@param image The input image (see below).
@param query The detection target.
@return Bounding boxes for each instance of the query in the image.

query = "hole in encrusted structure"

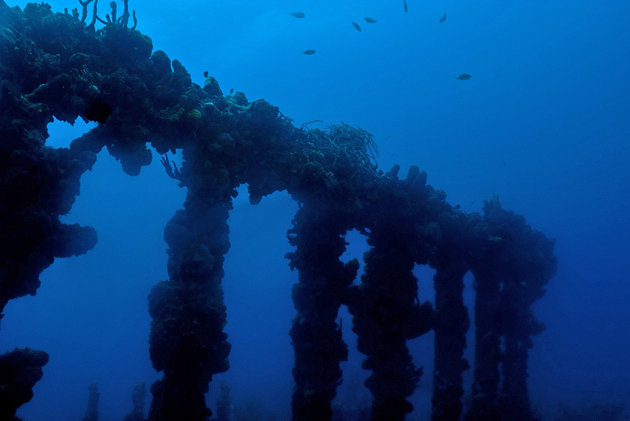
[45,117,97,149]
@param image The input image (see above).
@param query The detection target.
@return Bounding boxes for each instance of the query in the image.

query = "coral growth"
[0,349,48,421]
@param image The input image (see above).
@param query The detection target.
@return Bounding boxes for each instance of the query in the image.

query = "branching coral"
[73,0,137,30]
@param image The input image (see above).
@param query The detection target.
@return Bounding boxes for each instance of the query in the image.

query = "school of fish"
[292,3,468,80]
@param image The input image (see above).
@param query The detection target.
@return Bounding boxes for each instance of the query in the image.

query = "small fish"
[456,73,471,80]
[290,12,305,18]
[488,235,504,243]
[203,70,208,78]
[351,21,362,32]
[302,49,316,55]
[364,17,377,23]
[403,0,408,13]
[439,12,446,23]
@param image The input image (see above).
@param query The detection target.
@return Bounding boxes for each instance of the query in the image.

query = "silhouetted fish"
[303,49,316,55]
[456,73,471,80]
[364,17,377,23]
[290,12,305,18]
[439,12,447,23]
[351,21,362,32]
[403,0,408,13]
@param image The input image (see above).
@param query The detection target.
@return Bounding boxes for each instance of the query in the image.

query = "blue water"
[2,1,629,419]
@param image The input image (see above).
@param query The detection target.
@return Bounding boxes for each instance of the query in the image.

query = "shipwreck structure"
[0,2,556,421]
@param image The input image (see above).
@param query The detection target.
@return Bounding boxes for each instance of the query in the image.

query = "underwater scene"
[0,0,629,420]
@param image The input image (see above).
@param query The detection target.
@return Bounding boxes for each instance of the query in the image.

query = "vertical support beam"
[81,383,99,421]
[147,198,232,421]
[500,330,532,421]
[287,204,357,421]
[466,268,502,421]
[431,255,469,421]
[467,196,556,421]
[498,279,540,421]
[348,226,430,421]
[0,349,49,420]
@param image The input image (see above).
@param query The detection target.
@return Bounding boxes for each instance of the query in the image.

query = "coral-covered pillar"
[287,204,358,421]
[147,197,232,421]
[348,226,430,421]
[467,196,556,421]
[81,383,99,421]
[500,305,533,421]
[431,254,469,421]
[498,274,546,421]
[0,349,49,421]
[466,266,502,421]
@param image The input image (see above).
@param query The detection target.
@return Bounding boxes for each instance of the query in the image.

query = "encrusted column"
[431,254,469,421]
[148,144,234,421]
[467,196,556,421]
[347,225,432,421]
[0,8,99,417]
[0,349,49,420]
[466,266,502,421]
[344,168,434,421]
[81,383,99,421]
[499,291,534,421]
[287,203,358,421]
[498,263,552,421]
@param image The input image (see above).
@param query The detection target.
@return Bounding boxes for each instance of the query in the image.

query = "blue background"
[1,0,629,419]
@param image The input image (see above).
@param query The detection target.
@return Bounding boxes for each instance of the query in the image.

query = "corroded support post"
[287,204,358,421]
[147,196,232,420]
[431,254,469,421]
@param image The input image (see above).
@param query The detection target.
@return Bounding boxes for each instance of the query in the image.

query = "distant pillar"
[123,383,146,421]
[147,195,232,421]
[431,254,469,421]
[81,383,100,421]
[287,204,357,421]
